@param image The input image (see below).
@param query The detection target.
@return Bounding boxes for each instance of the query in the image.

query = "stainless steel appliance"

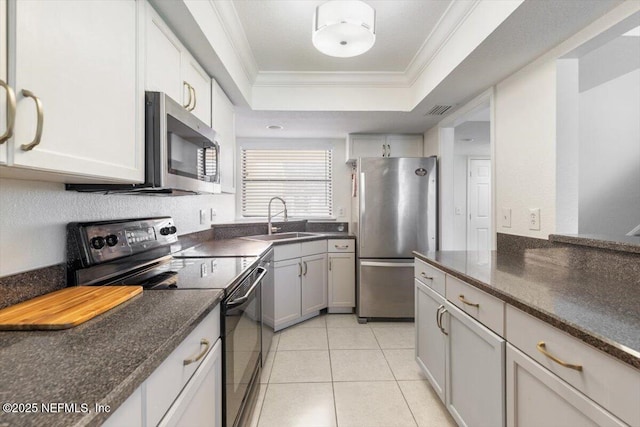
[176,243,275,365]
[355,157,437,320]
[66,217,265,427]
[66,92,220,195]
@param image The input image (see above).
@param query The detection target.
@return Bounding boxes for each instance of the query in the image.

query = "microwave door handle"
[226,267,267,308]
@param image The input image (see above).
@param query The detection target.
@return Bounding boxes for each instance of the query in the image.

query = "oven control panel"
[70,217,178,265]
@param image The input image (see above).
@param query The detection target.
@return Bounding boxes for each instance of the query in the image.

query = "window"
[241,148,333,218]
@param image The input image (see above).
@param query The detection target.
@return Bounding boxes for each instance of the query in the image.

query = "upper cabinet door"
[386,135,423,157]
[212,80,235,193]
[182,53,211,126]
[10,0,143,182]
[145,4,182,103]
[0,0,8,165]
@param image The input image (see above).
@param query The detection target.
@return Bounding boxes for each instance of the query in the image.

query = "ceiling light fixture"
[266,125,284,130]
[312,0,376,58]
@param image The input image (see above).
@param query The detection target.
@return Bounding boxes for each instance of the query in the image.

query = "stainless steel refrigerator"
[355,157,437,320]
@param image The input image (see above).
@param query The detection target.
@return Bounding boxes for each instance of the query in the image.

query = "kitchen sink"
[243,232,317,241]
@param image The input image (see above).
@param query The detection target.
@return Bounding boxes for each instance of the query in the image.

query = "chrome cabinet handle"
[536,341,583,371]
[189,85,197,111]
[183,338,211,366]
[435,305,443,329]
[387,144,391,157]
[334,244,349,249]
[303,261,308,276]
[0,80,16,144]
[458,294,479,308]
[298,262,302,277]
[420,272,433,280]
[183,81,193,109]
[382,143,387,157]
[437,307,448,336]
[20,90,44,151]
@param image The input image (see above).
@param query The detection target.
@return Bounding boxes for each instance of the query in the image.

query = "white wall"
[235,138,353,225]
[423,126,439,157]
[0,178,236,276]
[579,68,640,234]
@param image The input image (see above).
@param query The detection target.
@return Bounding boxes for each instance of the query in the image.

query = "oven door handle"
[226,267,267,308]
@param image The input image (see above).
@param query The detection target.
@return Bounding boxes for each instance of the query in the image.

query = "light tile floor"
[249,313,456,427]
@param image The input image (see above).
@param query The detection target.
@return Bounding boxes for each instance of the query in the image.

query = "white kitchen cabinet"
[3,0,144,182]
[327,239,355,313]
[145,3,211,126]
[0,0,8,165]
[212,79,236,193]
[159,338,223,427]
[102,386,143,427]
[444,300,505,427]
[506,343,626,427]
[346,134,423,162]
[274,257,303,326]
[272,241,328,330]
[415,279,446,401]
[301,253,327,315]
[145,305,220,427]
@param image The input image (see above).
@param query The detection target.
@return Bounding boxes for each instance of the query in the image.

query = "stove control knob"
[160,227,170,236]
[91,236,106,250]
[169,226,177,234]
[105,234,119,247]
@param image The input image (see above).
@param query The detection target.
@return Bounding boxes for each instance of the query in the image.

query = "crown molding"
[404,0,481,85]
[209,0,259,83]
[253,71,409,87]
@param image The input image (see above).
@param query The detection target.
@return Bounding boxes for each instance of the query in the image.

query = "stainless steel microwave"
[66,92,220,195]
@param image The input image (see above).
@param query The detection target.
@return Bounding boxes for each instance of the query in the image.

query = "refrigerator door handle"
[360,172,365,250]
[360,261,415,268]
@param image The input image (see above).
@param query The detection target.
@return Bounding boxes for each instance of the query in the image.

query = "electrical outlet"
[455,207,462,215]
[529,208,540,230]
[501,208,512,228]
[199,209,207,225]
[210,208,217,220]
[338,207,345,217]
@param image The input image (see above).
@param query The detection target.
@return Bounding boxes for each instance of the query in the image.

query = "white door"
[328,253,355,309]
[11,1,143,182]
[0,0,8,165]
[506,344,626,427]
[102,386,143,427]
[415,279,447,401]
[467,158,492,251]
[301,253,327,315]
[444,301,505,427]
[273,258,302,330]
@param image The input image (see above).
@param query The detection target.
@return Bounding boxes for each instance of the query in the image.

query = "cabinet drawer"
[506,305,640,426]
[301,240,326,257]
[273,243,301,261]
[446,275,504,336]
[414,259,445,296]
[146,305,221,427]
[327,239,355,253]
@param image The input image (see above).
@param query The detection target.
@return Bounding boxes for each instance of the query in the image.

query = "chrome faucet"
[268,197,288,235]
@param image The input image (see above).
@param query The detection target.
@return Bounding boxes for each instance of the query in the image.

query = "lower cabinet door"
[102,386,142,427]
[415,279,447,401]
[328,253,355,309]
[506,344,627,427]
[444,301,505,427]
[301,253,327,315]
[273,258,302,329]
[158,338,222,427]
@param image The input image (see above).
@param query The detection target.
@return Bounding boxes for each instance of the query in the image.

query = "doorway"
[437,92,494,251]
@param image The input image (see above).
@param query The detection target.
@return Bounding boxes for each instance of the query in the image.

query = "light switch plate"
[200,209,207,225]
[529,208,540,230]
[501,208,512,228]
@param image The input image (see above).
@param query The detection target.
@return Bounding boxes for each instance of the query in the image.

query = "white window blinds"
[241,148,333,218]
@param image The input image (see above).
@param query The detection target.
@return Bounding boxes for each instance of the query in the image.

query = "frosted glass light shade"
[313,0,376,58]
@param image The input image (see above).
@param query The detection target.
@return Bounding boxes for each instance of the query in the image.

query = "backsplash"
[0,264,66,310]
[497,233,640,285]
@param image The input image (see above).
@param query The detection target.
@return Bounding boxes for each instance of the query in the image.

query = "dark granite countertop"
[414,250,640,369]
[549,233,640,254]
[0,289,224,427]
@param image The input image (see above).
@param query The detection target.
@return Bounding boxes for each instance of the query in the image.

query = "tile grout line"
[325,322,340,427]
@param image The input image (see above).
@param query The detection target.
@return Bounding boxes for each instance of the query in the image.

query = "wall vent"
[425,105,453,116]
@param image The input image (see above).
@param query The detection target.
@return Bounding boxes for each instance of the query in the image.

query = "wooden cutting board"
[0,286,142,330]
